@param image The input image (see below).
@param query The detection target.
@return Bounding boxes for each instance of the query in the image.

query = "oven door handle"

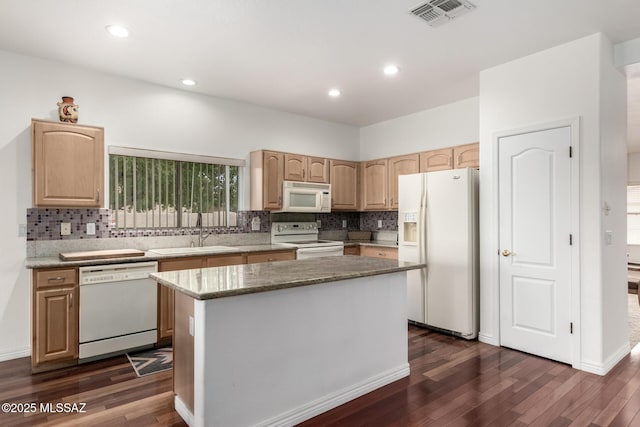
[297,246,344,254]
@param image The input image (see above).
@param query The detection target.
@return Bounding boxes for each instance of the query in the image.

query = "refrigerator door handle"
[419,174,428,265]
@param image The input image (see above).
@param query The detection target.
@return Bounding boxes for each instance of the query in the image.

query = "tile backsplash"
[27,208,398,241]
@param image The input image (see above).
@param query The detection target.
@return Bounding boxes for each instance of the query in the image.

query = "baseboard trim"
[174,395,194,427]
[581,342,630,376]
[0,347,30,362]
[478,333,499,346]
[256,363,410,427]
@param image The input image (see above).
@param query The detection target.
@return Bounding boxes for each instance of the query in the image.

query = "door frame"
[490,116,581,369]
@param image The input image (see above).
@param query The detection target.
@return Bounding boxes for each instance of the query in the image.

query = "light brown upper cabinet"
[283,153,306,181]
[330,160,359,210]
[388,154,419,209]
[362,159,388,210]
[284,153,329,183]
[306,156,330,183]
[420,148,453,172]
[32,119,104,207]
[250,150,284,210]
[453,142,479,169]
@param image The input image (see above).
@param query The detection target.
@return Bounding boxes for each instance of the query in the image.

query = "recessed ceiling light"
[181,79,197,86]
[383,64,400,76]
[328,88,341,98]
[105,25,129,38]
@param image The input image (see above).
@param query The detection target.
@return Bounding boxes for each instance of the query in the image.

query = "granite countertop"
[25,244,293,269]
[150,255,424,300]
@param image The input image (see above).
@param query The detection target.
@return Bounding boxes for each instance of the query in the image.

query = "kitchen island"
[151,255,424,427]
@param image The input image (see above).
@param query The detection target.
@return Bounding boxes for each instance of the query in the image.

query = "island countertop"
[150,255,424,300]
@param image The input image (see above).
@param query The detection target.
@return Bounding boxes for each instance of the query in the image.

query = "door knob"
[501,249,512,257]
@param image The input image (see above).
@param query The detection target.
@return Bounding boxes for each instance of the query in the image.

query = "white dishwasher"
[79,261,158,360]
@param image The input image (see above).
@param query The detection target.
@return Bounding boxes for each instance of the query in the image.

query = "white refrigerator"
[398,168,479,339]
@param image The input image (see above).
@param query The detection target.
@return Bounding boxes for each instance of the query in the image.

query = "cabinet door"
[246,250,296,264]
[420,148,453,172]
[158,285,174,343]
[307,157,329,183]
[362,160,388,210]
[284,153,306,181]
[32,120,104,207]
[360,246,398,260]
[157,257,203,344]
[388,154,419,209]
[205,254,244,267]
[330,160,358,210]
[34,287,78,365]
[453,142,479,169]
[263,151,284,209]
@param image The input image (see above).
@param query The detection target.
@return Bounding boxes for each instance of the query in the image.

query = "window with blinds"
[108,147,243,229]
[628,186,640,244]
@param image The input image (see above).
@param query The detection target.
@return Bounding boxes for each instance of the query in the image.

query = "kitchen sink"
[148,246,240,255]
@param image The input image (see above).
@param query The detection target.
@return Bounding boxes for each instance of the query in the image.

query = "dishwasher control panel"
[79,261,158,285]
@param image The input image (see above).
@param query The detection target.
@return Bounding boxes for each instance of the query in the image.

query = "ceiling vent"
[410,0,476,27]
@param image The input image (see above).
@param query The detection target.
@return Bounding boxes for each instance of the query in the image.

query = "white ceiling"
[1,0,640,130]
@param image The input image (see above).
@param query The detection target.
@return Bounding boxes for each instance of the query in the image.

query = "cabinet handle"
[378,252,385,257]
[48,276,65,282]
[384,198,386,205]
[457,154,462,165]
[390,197,393,205]
[97,189,100,203]
[69,293,73,308]
[303,169,306,179]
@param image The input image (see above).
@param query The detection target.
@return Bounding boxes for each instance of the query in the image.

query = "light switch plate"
[316,220,322,228]
[60,222,71,236]
[377,220,383,229]
[342,219,347,228]
[86,223,96,235]
[605,230,613,245]
[251,217,261,231]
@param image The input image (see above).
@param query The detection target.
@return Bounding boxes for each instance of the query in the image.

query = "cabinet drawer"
[247,250,295,264]
[158,257,203,272]
[360,246,398,260]
[344,246,361,256]
[35,268,77,288]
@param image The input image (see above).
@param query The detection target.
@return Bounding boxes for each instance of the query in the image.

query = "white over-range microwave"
[280,181,331,213]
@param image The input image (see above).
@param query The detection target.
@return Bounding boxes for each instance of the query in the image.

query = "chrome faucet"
[196,212,214,247]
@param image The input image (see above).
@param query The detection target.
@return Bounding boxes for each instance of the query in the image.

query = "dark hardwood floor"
[0,353,184,426]
[2,326,640,426]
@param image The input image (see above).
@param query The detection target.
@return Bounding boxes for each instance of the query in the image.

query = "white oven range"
[271,222,344,259]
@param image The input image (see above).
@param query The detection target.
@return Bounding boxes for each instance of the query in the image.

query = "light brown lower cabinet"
[344,246,361,256]
[32,268,79,372]
[157,250,295,344]
[359,245,398,260]
[157,257,203,346]
[246,250,296,264]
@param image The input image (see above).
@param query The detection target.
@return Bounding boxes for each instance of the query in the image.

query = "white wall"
[479,33,628,374]
[359,97,479,160]
[0,49,359,360]
[599,36,629,363]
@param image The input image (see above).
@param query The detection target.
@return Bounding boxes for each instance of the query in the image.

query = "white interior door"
[498,126,573,364]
